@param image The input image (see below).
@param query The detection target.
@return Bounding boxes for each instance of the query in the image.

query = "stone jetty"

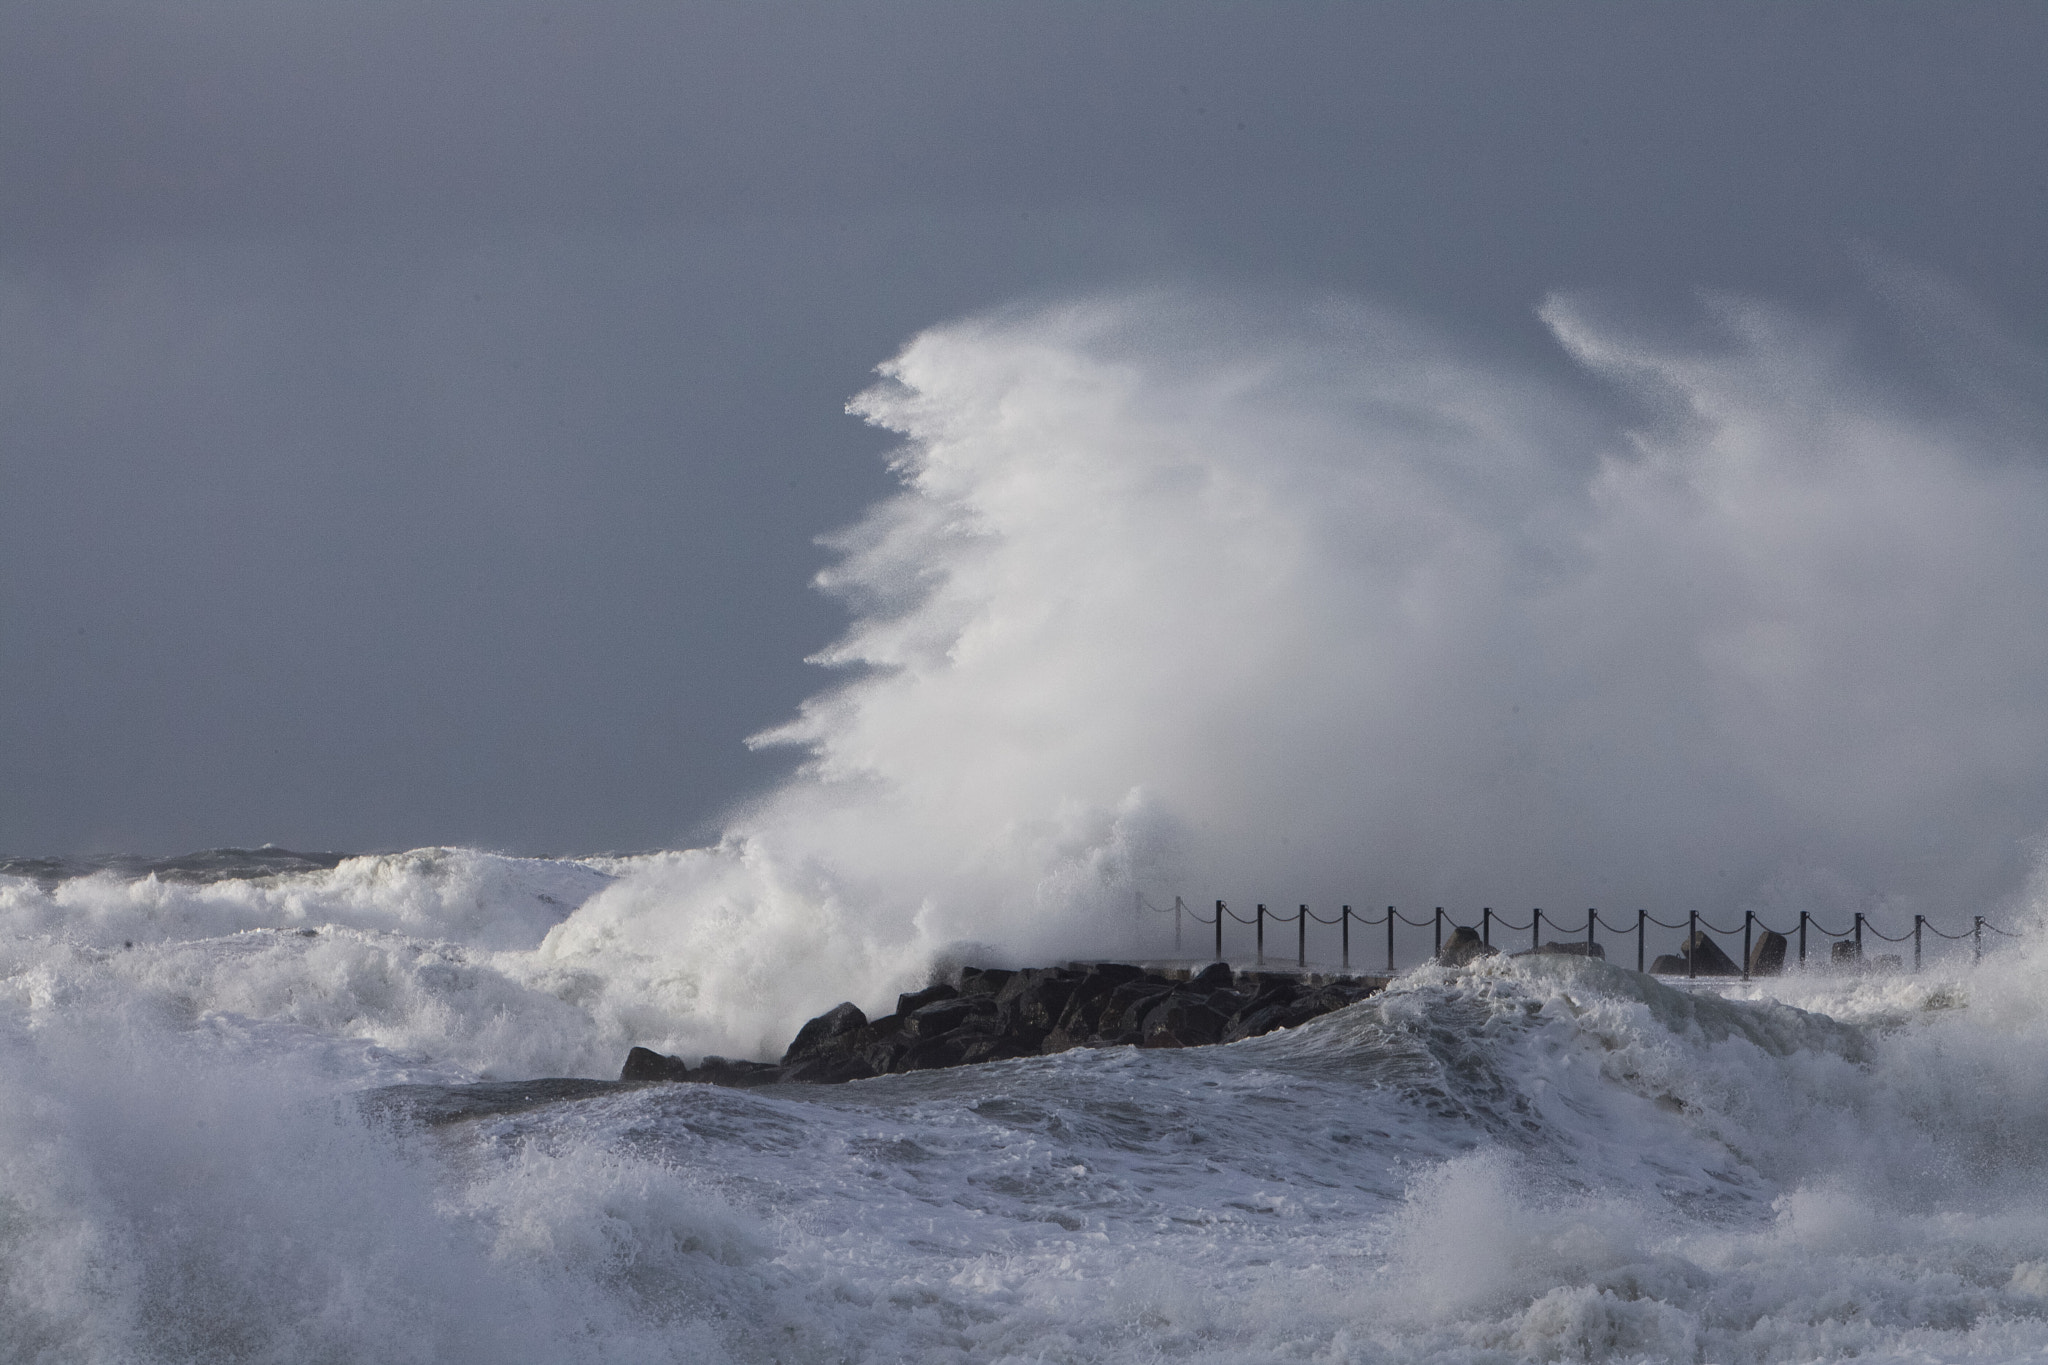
[619,961,1390,1087]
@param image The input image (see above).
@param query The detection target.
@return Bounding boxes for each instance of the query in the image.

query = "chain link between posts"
[1133,893,2019,976]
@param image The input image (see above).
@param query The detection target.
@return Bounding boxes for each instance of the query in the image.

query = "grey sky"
[3,2,2044,857]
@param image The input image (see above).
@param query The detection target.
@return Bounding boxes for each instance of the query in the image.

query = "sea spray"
[531,287,2048,1058]
[10,289,2047,1063]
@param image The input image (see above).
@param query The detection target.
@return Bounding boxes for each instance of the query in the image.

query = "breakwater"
[620,960,1388,1087]
[621,905,2025,1087]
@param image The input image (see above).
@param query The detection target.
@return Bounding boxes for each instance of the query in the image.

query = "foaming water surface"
[10,287,2048,1360]
[11,850,2048,1363]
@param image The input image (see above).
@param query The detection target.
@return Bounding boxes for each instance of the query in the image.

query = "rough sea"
[10,287,2048,1361]
[2,847,2046,1363]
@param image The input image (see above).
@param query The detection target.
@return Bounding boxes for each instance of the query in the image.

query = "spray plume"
[536,288,2048,1057]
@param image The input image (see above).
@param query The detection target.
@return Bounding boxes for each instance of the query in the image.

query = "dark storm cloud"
[9,3,2044,304]
[1,2,2044,856]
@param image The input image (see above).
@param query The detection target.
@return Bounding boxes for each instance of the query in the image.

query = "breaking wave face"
[536,282,2048,1056]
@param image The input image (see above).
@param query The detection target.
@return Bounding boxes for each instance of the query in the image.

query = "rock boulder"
[1437,926,1496,967]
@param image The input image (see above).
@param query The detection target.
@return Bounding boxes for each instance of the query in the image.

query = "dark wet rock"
[1234,970,1310,994]
[860,1014,910,1073]
[1748,929,1788,977]
[1036,1024,1089,1054]
[895,983,959,1016]
[902,997,990,1039]
[900,1032,971,1071]
[1047,974,1132,1038]
[957,1031,1039,1066]
[1513,940,1606,960]
[1832,939,1862,968]
[622,960,1388,1089]
[1680,931,1741,976]
[692,1056,784,1086]
[995,968,1081,1033]
[1222,998,1324,1043]
[1217,974,1372,1042]
[780,1051,879,1085]
[1101,981,1174,1033]
[1210,974,1329,1042]
[777,1000,878,1081]
[617,1048,783,1086]
[1437,926,1496,967]
[1305,981,1375,1012]
[620,1045,692,1082]
[1649,932,1743,977]
[1140,992,1231,1048]
[957,966,1015,996]
[1070,962,1149,987]
[782,1002,868,1063]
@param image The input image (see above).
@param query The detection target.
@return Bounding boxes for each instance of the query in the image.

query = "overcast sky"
[4,2,2044,858]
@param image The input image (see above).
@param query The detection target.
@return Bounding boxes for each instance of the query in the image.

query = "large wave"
[6,282,2044,1068]
[531,283,2048,1058]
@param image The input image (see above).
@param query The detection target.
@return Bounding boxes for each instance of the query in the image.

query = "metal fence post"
[1482,907,1492,949]
[1215,901,1224,962]
[1386,908,1395,973]
[1297,905,1307,968]
[1256,904,1266,965]
[1975,915,1983,964]
[1914,914,1923,972]
[1341,905,1351,971]
[1174,896,1183,953]
[1742,910,1752,982]
[1587,909,1596,958]
[1434,908,1443,958]
[1799,911,1808,967]
[1688,910,1697,979]
[1532,908,1541,954]
[1854,912,1863,961]
[1637,909,1645,972]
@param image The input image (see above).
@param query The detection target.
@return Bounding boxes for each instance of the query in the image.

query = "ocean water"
[10,284,2048,1361]
[2,848,2048,1364]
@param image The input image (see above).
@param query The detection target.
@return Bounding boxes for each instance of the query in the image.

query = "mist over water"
[538,285,2048,1053]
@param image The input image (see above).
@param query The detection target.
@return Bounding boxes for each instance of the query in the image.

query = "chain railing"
[1133,893,2020,979]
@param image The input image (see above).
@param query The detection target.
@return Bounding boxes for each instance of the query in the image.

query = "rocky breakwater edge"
[620,962,1390,1088]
